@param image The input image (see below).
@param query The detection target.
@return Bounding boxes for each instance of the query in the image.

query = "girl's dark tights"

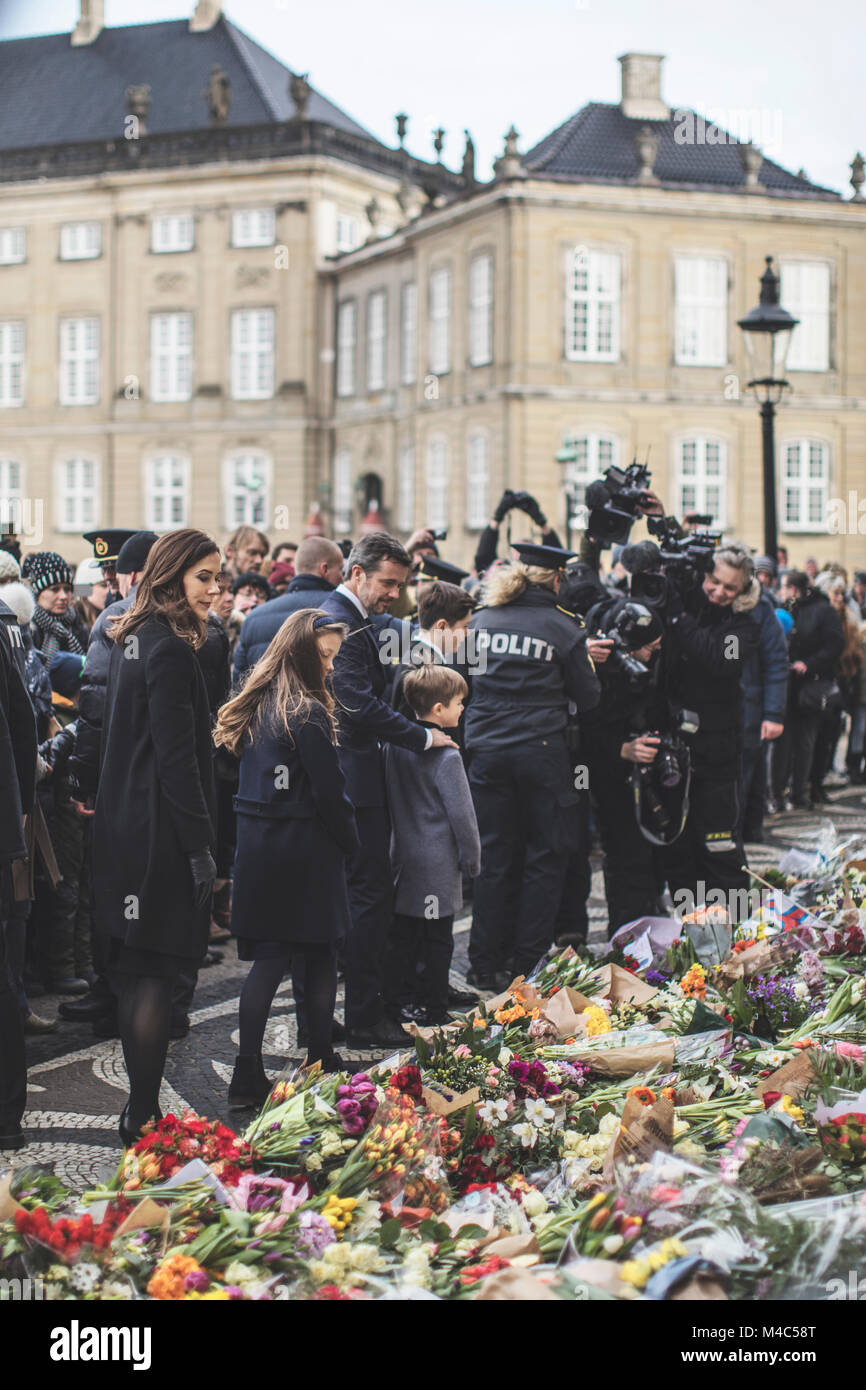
[117,974,174,1132]
[238,944,336,1067]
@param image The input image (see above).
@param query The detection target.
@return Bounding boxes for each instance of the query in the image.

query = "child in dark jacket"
[383,665,481,1025]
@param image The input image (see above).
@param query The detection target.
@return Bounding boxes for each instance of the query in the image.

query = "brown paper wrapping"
[604,1095,674,1180]
[573,1040,676,1078]
[563,1256,630,1297]
[755,1051,816,1101]
[717,938,787,984]
[420,1083,481,1117]
[0,1173,25,1221]
[479,1232,542,1262]
[115,1197,171,1249]
[475,1266,561,1301]
[670,1274,729,1301]
[602,963,659,1006]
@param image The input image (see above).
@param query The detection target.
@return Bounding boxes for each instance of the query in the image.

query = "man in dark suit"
[232,537,345,687]
[321,533,456,1048]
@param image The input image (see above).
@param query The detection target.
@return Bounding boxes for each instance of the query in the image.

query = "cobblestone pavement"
[3,782,864,1187]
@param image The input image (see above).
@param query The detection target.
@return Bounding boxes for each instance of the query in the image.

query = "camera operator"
[578,596,667,934]
[473,491,565,578]
[656,539,760,905]
[464,543,600,988]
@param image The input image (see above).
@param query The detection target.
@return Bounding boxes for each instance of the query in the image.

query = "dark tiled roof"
[524,102,840,199]
[0,16,378,150]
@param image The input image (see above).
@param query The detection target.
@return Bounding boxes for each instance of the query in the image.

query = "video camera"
[627,516,722,609]
[584,461,653,547]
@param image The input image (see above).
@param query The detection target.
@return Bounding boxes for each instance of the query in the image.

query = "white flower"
[522,1188,548,1218]
[478,1099,509,1127]
[793,981,810,1001]
[224,1261,258,1286]
[303,1152,323,1173]
[101,1279,134,1301]
[598,1112,620,1138]
[511,1122,538,1149]
[672,1118,690,1139]
[602,1234,624,1255]
[68,1262,102,1293]
[852,982,864,1005]
[497,1047,512,1066]
[524,1098,554,1127]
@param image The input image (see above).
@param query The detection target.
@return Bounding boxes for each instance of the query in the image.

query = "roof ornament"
[432,128,446,161]
[71,0,104,46]
[850,152,865,202]
[290,72,311,121]
[462,130,476,189]
[739,140,764,190]
[204,63,231,126]
[126,85,151,139]
[634,125,660,184]
[493,125,526,181]
[365,196,382,240]
[395,113,408,148]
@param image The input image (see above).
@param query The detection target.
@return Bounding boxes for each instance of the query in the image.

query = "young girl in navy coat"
[214,608,358,1104]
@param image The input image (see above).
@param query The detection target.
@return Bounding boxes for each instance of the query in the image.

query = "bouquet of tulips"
[332,1087,449,1211]
[243,1071,381,1182]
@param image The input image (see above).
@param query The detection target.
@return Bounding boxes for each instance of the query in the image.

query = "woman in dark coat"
[214,608,358,1103]
[95,530,220,1143]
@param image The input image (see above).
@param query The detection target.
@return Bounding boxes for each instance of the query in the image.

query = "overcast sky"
[2,0,863,194]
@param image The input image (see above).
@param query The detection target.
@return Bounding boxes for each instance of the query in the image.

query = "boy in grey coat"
[383,665,481,1025]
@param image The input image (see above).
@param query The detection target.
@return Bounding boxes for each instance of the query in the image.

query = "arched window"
[781,439,829,532]
[57,457,99,531]
[561,433,619,518]
[465,431,490,529]
[676,436,727,527]
[426,436,449,530]
[145,452,190,531]
[333,448,353,533]
[224,450,271,530]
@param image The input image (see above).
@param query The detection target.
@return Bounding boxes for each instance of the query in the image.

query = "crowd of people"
[1,495,865,1151]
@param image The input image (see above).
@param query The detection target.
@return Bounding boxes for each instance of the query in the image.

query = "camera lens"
[659,750,681,788]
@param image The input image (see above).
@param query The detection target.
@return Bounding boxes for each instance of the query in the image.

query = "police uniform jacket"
[464,586,600,754]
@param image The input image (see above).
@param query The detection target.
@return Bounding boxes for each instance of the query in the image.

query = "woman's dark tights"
[238,945,336,1066]
[118,974,174,1132]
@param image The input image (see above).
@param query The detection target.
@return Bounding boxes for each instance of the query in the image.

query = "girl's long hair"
[482,562,558,608]
[110,529,219,650]
[213,608,347,755]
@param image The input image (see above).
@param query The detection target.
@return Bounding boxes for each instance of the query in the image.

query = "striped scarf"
[30,601,86,664]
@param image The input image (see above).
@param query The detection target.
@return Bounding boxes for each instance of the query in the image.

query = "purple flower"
[351,1072,371,1085]
[184,1270,210,1292]
[337,1098,361,1118]
[341,1116,365,1137]
[296,1211,336,1256]
[225,1286,245,1300]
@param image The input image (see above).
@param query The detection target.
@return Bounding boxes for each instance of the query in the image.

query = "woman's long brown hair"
[213,608,347,755]
[110,529,219,650]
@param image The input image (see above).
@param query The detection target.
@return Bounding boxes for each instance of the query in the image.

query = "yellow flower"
[582,1005,612,1037]
[620,1258,651,1288]
[778,1094,805,1125]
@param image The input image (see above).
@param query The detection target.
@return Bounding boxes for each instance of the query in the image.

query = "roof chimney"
[190,1,222,31]
[71,0,104,46]
[618,53,669,121]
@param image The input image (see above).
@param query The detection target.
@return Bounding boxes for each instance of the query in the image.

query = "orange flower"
[627,1086,657,1107]
[793,1039,814,1050]
[679,964,707,999]
[494,1001,528,1024]
[660,1086,677,1102]
[147,1253,205,1301]
[733,938,757,954]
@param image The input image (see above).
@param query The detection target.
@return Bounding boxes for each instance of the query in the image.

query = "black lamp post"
[737,257,799,561]
[554,441,581,548]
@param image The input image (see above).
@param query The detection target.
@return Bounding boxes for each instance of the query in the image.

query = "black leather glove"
[493,489,517,524]
[188,848,217,911]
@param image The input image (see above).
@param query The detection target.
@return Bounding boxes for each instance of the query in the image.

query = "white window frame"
[780,259,831,372]
[396,444,415,532]
[145,452,191,532]
[561,433,620,519]
[151,214,195,254]
[465,430,490,529]
[400,282,417,385]
[429,267,451,375]
[426,436,449,530]
[674,255,727,366]
[780,438,830,533]
[468,252,493,367]
[336,213,361,253]
[59,221,102,261]
[0,460,24,518]
[230,308,275,401]
[0,228,26,265]
[0,320,25,408]
[336,300,357,398]
[565,248,621,362]
[675,435,728,528]
[59,317,100,406]
[231,208,276,249]
[56,456,100,532]
[223,450,272,531]
[366,289,387,393]
[333,448,353,533]
[150,312,193,403]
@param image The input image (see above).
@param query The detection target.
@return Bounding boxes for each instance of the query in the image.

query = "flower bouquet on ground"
[808,1044,866,1166]
[243,1071,380,1184]
[105,1111,257,1193]
[331,1086,449,1213]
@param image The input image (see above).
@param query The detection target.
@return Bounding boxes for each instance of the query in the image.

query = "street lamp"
[737,256,799,560]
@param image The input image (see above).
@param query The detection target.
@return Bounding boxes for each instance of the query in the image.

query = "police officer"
[579,595,667,934]
[82,530,137,609]
[464,543,600,987]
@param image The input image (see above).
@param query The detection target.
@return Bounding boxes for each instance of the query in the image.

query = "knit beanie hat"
[21,551,74,596]
[0,549,21,583]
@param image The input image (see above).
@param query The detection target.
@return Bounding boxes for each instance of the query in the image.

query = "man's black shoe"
[0,1129,26,1150]
[58,995,114,1022]
[447,986,479,1008]
[297,1017,346,1048]
[92,1014,120,1039]
[466,968,510,992]
[345,1019,413,1049]
[169,1017,190,1040]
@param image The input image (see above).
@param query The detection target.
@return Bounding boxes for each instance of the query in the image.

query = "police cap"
[511,541,578,572]
[82,529,138,564]
[415,555,470,584]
